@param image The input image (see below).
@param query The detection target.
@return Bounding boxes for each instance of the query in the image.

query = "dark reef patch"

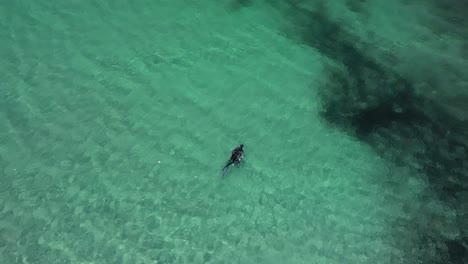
[269,2,468,263]
[431,0,468,30]
[227,0,254,11]
[344,0,367,14]
[447,239,468,264]
[303,9,468,204]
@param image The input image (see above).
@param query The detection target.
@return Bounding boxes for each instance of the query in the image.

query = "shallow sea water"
[0,1,457,263]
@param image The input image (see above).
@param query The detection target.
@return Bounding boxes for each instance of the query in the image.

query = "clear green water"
[0,1,462,264]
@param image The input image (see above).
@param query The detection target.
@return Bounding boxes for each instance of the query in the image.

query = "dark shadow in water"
[273,2,468,263]
[227,0,254,11]
[344,0,367,14]
[430,0,468,29]
[447,239,468,264]
[294,3,468,205]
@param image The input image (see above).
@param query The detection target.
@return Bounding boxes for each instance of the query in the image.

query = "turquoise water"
[1,1,466,264]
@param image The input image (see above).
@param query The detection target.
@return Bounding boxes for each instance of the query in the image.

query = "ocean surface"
[1,1,467,264]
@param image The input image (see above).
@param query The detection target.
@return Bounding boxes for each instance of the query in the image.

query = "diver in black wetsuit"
[222,144,244,177]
